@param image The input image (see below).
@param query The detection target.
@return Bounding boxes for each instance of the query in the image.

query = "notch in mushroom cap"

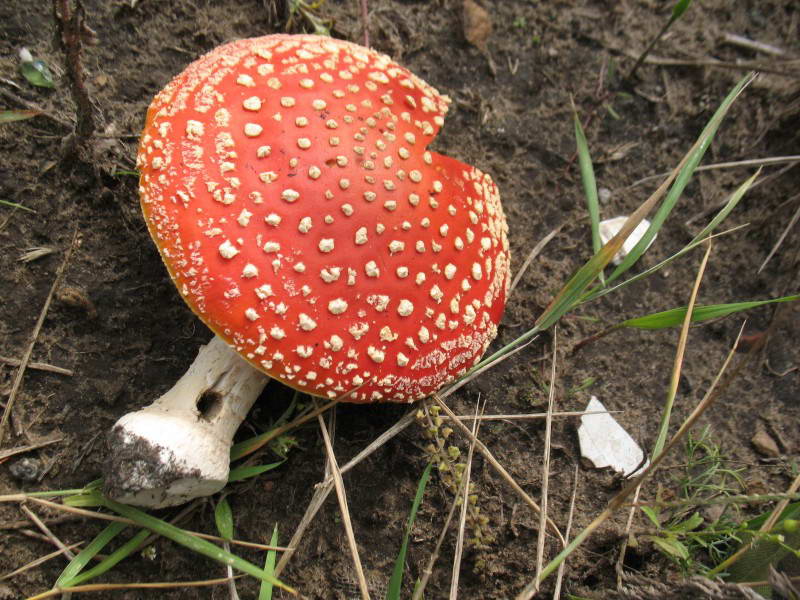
[105,34,510,508]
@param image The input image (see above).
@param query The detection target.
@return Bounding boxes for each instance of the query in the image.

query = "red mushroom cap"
[136,34,510,403]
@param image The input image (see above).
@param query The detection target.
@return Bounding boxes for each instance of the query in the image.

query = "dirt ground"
[1,0,799,598]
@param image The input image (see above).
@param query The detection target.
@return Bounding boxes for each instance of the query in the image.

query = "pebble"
[751,429,780,458]
[9,457,42,482]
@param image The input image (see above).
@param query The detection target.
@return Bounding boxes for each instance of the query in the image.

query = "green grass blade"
[0,109,41,123]
[620,295,799,330]
[63,493,105,508]
[386,462,433,600]
[228,460,285,483]
[582,170,758,304]
[259,524,280,600]
[743,502,800,531]
[99,496,295,593]
[63,529,151,587]
[55,521,128,587]
[2,487,91,500]
[20,60,54,88]
[215,497,234,540]
[574,109,602,258]
[605,73,755,286]
[0,198,36,212]
[728,529,800,592]
[230,432,274,461]
[535,235,631,332]
[671,0,693,21]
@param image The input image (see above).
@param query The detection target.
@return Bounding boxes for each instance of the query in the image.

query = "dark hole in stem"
[197,390,224,422]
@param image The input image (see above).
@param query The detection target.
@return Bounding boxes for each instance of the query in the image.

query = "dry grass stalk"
[535,328,559,585]
[20,505,76,561]
[27,576,245,600]
[0,542,82,582]
[449,399,483,599]
[0,229,80,444]
[509,224,565,296]
[553,464,579,599]
[317,412,371,600]
[432,394,565,546]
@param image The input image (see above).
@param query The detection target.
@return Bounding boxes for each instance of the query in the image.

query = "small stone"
[751,429,780,458]
[9,457,41,482]
[57,286,97,319]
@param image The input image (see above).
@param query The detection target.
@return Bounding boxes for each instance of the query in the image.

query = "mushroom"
[105,34,510,508]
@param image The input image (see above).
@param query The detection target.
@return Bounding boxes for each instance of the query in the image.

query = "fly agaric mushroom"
[105,34,510,508]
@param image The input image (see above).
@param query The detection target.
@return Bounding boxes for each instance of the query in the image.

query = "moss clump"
[417,405,494,551]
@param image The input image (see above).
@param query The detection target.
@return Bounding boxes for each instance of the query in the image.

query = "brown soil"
[1,1,798,599]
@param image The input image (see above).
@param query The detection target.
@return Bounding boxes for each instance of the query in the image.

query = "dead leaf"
[462,0,492,53]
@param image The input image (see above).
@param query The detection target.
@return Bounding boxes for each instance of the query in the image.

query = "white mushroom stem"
[104,336,267,508]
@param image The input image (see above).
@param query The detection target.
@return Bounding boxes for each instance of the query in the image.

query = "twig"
[317,410,370,600]
[432,394,565,546]
[52,0,97,154]
[627,155,800,190]
[0,542,83,581]
[0,356,73,376]
[625,50,800,78]
[20,505,76,560]
[18,529,53,544]
[721,33,790,57]
[652,239,714,455]
[0,229,80,445]
[0,437,63,461]
[509,224,565,296]
[1,515,82,531]
[757,191,800,273]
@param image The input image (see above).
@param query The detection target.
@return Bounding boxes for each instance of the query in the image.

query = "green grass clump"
[641,427,746,574]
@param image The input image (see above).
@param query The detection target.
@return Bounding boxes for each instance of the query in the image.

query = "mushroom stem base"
[103,335,268,508]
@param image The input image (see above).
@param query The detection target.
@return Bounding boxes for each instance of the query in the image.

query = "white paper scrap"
[578,396,649,478]
[599,216,656,265]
